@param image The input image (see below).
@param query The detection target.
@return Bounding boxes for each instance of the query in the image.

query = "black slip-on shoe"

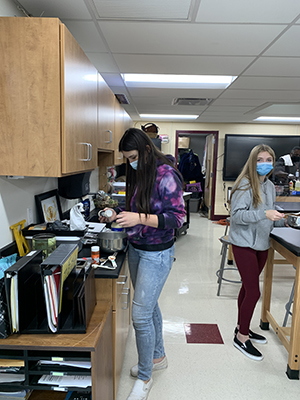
[233,336,263,361]
[234,327,267,344]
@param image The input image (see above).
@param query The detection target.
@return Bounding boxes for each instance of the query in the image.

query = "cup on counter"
[32,233,56,260]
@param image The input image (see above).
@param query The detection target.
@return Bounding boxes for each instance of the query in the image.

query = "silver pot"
[97,230,128,253]
[287,214,300,229]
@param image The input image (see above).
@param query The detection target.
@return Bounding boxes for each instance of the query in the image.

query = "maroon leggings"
[232,245,268,336]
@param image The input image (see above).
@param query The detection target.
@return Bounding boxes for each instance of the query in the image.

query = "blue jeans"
[128,243,175,381]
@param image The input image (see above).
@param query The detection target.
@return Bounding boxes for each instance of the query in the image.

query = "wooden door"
[98,74,115,150]
[0,17,62,177]
[204,134,215,219]
[113,100,125,165]
[61,25,98,174]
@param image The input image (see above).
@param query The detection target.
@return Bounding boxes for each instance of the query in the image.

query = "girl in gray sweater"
[229,144,286,361]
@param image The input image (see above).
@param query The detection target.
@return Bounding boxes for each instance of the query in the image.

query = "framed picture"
[35,189,63,223]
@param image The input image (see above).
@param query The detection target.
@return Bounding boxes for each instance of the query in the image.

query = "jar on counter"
[91,245,100,264]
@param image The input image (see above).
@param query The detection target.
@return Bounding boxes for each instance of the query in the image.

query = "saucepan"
[287,214,300,229]
[97,230,128,253]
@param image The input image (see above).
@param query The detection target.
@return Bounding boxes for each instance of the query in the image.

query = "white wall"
[0,0,23,16]
[135,121,300,216]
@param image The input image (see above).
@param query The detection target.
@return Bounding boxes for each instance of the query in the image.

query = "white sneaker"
[126,378,153,400]
[130,356,168,377]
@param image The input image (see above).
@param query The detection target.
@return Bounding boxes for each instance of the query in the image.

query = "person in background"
[273,146,300,185]
[229,144,287,361]
[99,128,186,400]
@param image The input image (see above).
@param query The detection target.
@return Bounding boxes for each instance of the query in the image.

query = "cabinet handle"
[105,130,113,144]
[79,142,90,161]
[117,275,128,285]
[88,143,92,161]
[122,287,130,310]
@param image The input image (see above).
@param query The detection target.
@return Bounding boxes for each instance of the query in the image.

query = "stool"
[219,217,230,254]
[216,235,241,296]
[283,265,296,327]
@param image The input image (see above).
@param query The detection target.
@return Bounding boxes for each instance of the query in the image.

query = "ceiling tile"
[196,0,300,23]
[264,26,300,56]
[231,76,300,90]
[86,52,120,73]
[243,56,300,77]
[93,0,192,20]
[113,54,255,75]
[18,0,91,19]
[221,89,300,101]
[100,22,284,56]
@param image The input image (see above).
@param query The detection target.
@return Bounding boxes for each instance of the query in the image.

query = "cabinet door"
[0,17,62,177]
[113,100,125,165]
[113,261,131,399]
[98,74,115,150]
[123,109,133,132]
[61,25,98,174]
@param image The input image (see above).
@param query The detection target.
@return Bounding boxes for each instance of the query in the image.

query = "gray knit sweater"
[228,178,285,251]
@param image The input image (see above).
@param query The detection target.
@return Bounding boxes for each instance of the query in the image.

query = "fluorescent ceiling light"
[254,116,300,122]
[140,114,199,120]
[122,74,237,89]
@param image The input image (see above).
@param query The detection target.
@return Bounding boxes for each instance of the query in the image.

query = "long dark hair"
[119,128,176,215]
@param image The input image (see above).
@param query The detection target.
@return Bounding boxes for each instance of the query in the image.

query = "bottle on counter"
[81,195,90,219]
[91,245,100,264]
[289,180,294,193]
[295,179,300,194]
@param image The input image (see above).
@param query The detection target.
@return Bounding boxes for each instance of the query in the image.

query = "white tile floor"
[116,213,299,400]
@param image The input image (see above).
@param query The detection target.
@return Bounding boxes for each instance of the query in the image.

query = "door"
[204,134,215,219]
[61,25,98,174]
[98,74,115,150]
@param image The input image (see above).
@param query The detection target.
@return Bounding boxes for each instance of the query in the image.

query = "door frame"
[175,130,219,220]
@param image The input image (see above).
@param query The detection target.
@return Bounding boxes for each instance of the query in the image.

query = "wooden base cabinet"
[0,301,113,400]
[96,258,131,400]
[0,17,97,177]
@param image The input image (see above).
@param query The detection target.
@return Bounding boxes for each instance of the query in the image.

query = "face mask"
[291,155,300,163]
[257,162,273,176]
[130,160,138,170]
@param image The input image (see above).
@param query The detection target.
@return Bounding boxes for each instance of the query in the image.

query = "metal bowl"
[97,230,128,253]
[287,214,300,229]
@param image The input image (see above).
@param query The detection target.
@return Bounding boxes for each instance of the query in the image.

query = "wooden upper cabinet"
[61,25,97,174]
[113,100,125,165]
[0,17,97,177]
[97,74,115,151]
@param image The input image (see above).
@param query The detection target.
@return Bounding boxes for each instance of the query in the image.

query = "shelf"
[0,301,111,352]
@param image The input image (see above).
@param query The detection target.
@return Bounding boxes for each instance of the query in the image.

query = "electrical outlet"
[27,207,33,225]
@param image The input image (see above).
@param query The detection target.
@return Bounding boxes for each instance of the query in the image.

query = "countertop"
[78,245,127,279]
[270,227,300,256]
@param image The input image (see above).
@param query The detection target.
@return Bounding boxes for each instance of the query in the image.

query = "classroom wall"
[134,121,300,216]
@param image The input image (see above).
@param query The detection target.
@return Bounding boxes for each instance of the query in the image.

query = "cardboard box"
[178,137,190,148]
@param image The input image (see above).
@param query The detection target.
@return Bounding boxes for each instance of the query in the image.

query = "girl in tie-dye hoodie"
[99,128,185,400]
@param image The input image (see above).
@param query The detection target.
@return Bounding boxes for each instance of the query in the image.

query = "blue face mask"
[257,162,273,176]
[130,160,138,170]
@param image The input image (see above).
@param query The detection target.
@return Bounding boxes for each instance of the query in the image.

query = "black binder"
[40,244,96,334]
[5,250,45,334]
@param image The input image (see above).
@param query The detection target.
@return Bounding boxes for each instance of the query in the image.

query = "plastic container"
[295,180,300,193]
[111,222,124,232]
[91,245,100,264]
[98,209,113,218]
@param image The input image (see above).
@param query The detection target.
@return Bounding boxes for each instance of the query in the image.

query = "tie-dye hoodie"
[118,158,186,251]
